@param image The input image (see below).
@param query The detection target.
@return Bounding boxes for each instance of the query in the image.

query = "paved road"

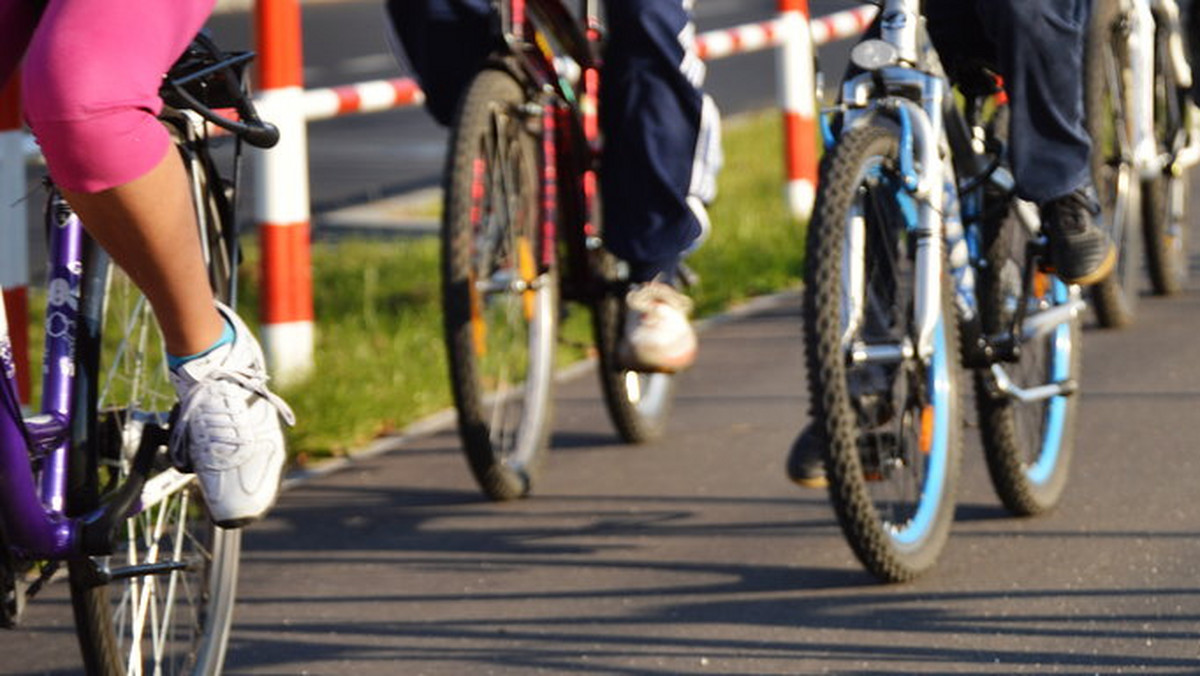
[8,273,1200,673]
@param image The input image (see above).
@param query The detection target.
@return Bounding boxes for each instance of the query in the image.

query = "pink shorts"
[0,0,216,193]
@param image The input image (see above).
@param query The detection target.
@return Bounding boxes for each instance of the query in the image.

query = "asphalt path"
[7,257,1200,673]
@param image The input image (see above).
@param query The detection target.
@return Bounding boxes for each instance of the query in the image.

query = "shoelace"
[170,364,296,469]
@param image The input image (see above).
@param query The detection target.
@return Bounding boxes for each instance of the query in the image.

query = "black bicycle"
[440,0,678,500]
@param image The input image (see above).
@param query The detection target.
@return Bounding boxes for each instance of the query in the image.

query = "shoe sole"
[616,344,696,374]
[209,471,283,530]
[214,515,261,530]
[789,475,828,489]
[1061,246,1118,287]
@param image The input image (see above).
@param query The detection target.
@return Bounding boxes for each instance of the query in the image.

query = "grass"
[21,109,805,463]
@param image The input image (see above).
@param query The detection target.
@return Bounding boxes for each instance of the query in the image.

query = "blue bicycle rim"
[891,317,951,548]
[1026,278,1072,485]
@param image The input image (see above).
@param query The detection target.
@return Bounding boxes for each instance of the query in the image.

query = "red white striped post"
[776,0,819,221]
[255,0,314,385]
[0,76,29,403]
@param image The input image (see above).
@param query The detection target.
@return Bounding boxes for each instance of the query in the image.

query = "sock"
[168,318,235,371]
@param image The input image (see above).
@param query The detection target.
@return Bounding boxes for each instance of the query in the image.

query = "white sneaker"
[169,302,295,528]
[617,281,697,373]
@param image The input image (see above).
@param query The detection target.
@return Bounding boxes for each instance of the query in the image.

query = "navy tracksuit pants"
[386,0,718,282]
[924,0,1094,204]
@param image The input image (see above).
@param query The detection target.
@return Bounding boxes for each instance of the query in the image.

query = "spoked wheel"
[443,69,558,501]
[804,119,963,583]
[1086,0,1142,328]
[591,252,676,443]
[974,215,1082,516]
[1143,21,1192,295]
[69,176,239,675]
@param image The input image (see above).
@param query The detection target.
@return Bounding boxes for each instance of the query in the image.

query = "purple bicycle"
[0,34,276,674]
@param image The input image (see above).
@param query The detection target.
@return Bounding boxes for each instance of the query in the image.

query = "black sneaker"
[1039,188,1117,286]
[785,424,828,489]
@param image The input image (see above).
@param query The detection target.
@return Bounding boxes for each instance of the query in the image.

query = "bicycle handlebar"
[162,32,280,149]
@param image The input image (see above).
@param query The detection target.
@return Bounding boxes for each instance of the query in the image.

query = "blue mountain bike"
[806,0,1084,582]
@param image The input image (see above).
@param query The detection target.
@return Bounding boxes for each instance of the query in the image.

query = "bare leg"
[62,146,224,356]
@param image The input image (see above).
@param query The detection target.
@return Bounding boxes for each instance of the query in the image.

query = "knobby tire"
[805,119,963,583]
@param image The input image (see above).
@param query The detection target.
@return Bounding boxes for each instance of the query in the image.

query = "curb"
[280,287,803,490]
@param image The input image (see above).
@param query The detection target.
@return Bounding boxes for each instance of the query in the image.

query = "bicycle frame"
[0,199,96,560]
[834,0,1084,394]
[493,0,606,292]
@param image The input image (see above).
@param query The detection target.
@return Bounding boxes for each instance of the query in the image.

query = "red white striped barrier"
[303,78,425,122]
[294,6,878,122]
[0,76,29,404]
[809,4,877,45]
[254,0,315,385]
[695,20,782,61]
[693,5,876,61]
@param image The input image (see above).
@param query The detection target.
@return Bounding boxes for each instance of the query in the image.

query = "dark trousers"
[386,0,711,280]
[924,0,1093,203]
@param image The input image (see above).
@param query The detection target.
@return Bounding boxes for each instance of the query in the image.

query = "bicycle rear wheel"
[1086,0,1142,328]
[1142,20,1191,295]
[974,215,1082,516]
[442,69,558,500]
[591,253,676,443]
[67,141,239,676]
[805,118,963,583]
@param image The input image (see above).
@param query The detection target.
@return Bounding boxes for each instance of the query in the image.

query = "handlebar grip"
[241,120,280,149]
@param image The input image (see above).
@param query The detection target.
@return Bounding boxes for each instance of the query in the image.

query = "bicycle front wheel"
[1085,0,1142,328]
[805,119,963,583]
[67,151,239,676]
[442,69,558,500]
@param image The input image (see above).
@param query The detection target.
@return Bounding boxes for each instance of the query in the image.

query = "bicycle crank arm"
[1021,298,1086,341]
[1172,144,1200,172]
[989,364,1078,403]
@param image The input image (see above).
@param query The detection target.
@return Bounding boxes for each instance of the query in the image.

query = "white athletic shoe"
[169,302,295,528]
[617,281,697,373]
